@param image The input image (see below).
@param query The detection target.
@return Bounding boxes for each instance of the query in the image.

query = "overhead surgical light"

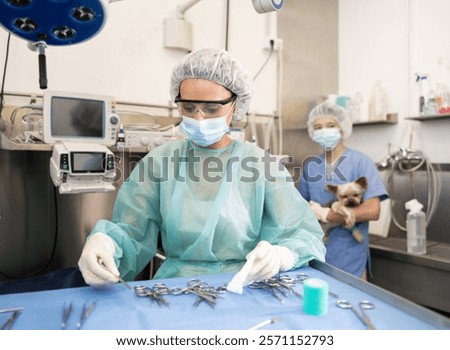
[0,0,115,89]
[0,0,110,45]
[252,0,284,14]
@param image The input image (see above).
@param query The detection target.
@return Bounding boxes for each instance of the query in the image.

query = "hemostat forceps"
[169,279,223,308]
[336,299,376,330]
[248,281,285,304]
[134,285,171,308]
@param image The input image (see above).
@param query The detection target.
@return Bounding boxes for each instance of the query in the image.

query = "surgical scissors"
[336,299,376,330]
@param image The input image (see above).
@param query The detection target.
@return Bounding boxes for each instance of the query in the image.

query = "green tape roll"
[303,278,329,316]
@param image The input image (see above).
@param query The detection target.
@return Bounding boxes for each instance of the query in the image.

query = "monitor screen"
[71,152,105,173]
[51,97,104,138]
[43,90,119,146]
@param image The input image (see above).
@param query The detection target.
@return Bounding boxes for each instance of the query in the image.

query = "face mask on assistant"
[180,115,230,147]
[312,127,342,150]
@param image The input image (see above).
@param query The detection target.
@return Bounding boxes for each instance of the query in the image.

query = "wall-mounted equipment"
[163,0,203,52]
[42,90,120,146]
[124,124,183,150]
[0,0,113,89]
[50,142,116,194]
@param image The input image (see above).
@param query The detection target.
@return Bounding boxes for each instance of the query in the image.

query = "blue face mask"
[180,115,230,147]
[312,127,342,150]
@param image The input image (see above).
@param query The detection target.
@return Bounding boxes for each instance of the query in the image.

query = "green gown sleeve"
[91,160,162,281]
[259,163,326,268]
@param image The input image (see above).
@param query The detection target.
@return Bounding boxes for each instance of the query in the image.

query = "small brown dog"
[325,176,368,242]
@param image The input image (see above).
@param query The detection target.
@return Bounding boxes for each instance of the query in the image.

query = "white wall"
[339,0,450,164]
[2,1,448,163]
[0,0,279,115]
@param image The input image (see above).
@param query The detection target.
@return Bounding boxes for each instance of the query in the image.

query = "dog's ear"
[326,184,338,193]
[355,176,368,190]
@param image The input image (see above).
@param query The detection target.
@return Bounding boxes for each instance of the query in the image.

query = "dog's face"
[326,177,368,208]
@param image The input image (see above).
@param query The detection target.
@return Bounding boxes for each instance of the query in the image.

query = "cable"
[115,109,158,123]
[276,48,283,155]
[382,148,440,232]
[0,33,11,132]
[253,41,274,81]
[6,105,43,142]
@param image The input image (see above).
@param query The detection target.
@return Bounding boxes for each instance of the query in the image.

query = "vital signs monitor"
[43,90,120,146]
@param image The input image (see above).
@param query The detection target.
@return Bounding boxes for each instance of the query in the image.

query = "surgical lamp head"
[170,48,254,121]
[0,0,112,89]
[307,101,353,140]
[252,0,284,14]
[0,0,110,46]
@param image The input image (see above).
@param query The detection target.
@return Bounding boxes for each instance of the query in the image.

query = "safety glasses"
[175,95,236,118]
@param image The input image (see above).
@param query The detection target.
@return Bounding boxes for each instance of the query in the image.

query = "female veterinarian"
[78,48,326,287]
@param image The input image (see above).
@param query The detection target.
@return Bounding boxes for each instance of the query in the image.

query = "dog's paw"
[331,201,344,215]
[341,208,355,228]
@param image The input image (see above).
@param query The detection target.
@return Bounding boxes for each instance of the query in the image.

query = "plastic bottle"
[369,80,389,121]
[423,93,439,115]
[348,92,369,122]
[405,199,427,255]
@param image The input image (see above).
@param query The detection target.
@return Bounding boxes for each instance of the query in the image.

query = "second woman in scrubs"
[298,102,388,279]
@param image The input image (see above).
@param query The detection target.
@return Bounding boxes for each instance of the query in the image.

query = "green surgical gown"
[91,140,325,281]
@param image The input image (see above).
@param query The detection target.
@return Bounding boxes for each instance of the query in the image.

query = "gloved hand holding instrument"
[78,232,130,288]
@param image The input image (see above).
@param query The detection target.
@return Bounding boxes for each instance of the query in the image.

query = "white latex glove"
[78,232,120,287]
[227,241,295,294]
[310,201,330,223]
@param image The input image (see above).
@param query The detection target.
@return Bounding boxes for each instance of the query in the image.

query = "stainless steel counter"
[369,235,450,315]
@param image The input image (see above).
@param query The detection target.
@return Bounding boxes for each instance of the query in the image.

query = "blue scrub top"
[298,148,388,277]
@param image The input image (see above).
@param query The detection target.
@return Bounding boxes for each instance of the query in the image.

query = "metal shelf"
[406,114,450,121]
[353,113,398,126]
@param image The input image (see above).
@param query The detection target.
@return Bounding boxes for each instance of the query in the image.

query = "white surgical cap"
[170,48,254,121]
[307,102,353,139]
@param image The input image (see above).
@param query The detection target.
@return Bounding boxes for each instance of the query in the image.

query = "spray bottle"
[405,199,427,255]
